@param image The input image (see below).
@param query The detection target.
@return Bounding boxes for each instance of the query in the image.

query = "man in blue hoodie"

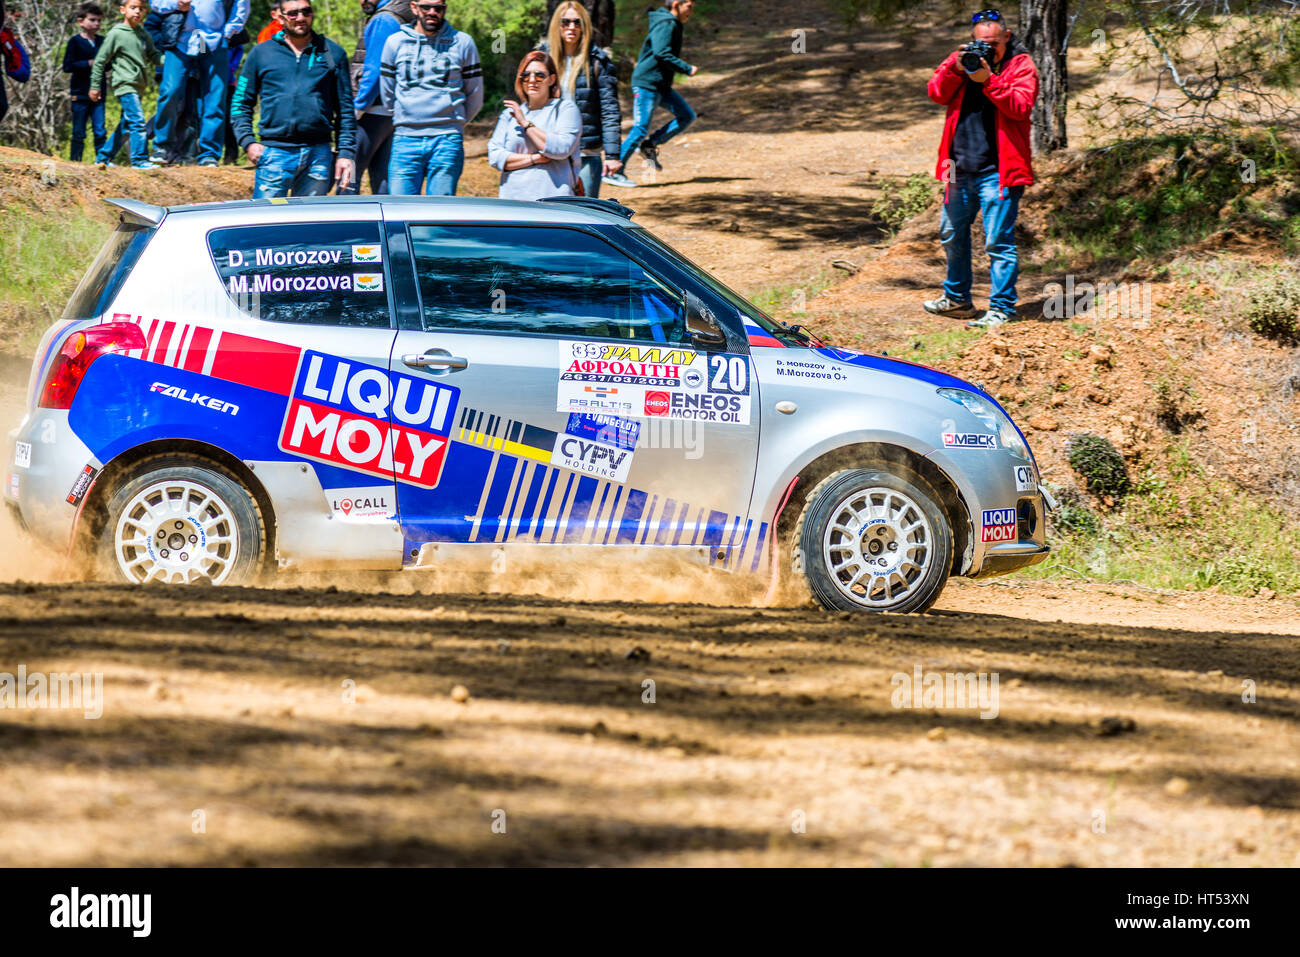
[230,0,355,197]
[606,0,697,188]
[340,0,415,194]
[150,0,249,166]
[380,0,482,195]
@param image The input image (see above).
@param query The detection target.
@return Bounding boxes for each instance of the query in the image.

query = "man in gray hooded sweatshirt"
[380,0,482,194]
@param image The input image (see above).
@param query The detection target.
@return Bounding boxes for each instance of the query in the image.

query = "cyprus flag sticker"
[352,244,382,263]
[354,273,385,292]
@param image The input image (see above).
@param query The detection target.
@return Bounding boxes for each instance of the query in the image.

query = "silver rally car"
[6,195,1048,613]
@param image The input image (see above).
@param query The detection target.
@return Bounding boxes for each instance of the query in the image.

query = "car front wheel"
[793,467,952,614]
[98,455,267,585]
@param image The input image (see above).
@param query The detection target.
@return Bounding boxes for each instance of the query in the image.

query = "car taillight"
[39,322,147,410]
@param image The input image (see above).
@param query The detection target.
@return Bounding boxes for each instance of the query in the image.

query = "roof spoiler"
[102,198,167,227]
[537,196,635,219]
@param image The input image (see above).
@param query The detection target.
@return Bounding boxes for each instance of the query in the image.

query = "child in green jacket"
[90,0,159,168]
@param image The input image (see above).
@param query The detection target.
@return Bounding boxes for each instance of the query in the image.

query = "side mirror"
[685,294,727,347]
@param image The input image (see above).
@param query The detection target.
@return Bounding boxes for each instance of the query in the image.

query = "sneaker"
[922,296,978,319]
[148,149,168,165]
[131,161,160,170]
[197,158,218,167]
[94,161,115,170]
[602,171,638,188]
[966,308,1016,329]
[639,141,662,171]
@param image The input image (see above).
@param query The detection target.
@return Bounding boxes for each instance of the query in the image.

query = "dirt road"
[1,558,1296,867]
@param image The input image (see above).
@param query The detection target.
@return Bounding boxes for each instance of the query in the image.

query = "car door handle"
[402,353,468,371]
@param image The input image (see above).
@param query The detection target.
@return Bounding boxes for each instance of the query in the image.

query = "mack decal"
[280,351,459,489]
[150,382,239,415]
[943,432,998,450]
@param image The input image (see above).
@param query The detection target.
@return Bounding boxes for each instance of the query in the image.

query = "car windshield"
[629,228,815,347]
[62,222,155,321]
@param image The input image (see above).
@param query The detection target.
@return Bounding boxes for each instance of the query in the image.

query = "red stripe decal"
[149,321,175,364]
[209,332,302,394]
[182,326,213,373]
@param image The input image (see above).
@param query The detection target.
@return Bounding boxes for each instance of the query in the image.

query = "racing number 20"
[709,355,748,394]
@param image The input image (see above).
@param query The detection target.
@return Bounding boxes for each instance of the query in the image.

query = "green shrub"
[1243,276,1300,343]
[871,173,937,232]
[1066,433,1130,502]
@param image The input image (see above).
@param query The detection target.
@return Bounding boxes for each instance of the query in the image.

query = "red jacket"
[928,39,1038,195]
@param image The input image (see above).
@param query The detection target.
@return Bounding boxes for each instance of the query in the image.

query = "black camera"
[960,39,995,72]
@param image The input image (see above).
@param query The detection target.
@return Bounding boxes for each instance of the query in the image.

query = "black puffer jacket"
[540,43,621,157]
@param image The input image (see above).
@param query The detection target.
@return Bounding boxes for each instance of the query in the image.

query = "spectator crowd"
[0,0,704,200]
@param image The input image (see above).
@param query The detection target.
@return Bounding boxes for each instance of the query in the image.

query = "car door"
[384,217,763,568]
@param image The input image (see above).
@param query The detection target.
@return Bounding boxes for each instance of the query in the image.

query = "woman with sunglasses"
[488,50,582,200]
[538,1,622,197]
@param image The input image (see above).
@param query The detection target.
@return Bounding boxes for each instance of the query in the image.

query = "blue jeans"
[156,46,229,164]
[940,170,1024,313]
[577,154,602,198]
[253,143,335,198]
[98,92,149,166]
[338,112,394,195]
[70,100,107,163]
[618,86,695,165]
[389,132,464,196]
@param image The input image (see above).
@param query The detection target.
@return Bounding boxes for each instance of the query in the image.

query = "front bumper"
[926,447,1049,577]
[968,542,1050,578]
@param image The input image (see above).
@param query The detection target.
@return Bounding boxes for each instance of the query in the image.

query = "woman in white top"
[488,52,583,201]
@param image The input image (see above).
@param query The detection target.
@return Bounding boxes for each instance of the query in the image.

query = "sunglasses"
[281,6,313,16]
[519,70,550,80]
[414,2,446,12]
[971,8,1001,22]
[560,17,582,26]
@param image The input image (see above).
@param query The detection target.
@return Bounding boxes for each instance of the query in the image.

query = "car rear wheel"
[98,456,266,585]
[793,467,952,614]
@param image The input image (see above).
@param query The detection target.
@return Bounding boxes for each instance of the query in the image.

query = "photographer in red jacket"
[0,0,32,125]
[923,8,1038,328]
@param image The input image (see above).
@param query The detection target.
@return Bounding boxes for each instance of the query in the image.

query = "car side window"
[407,224,686,343]
[207,222,390,328]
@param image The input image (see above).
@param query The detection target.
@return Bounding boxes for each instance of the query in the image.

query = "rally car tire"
[793,467,952,614]
[97,455,267,586]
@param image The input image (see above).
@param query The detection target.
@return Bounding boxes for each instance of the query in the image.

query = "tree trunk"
[1019,0,1069,153]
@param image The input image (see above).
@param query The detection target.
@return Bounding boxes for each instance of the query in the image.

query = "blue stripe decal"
[653,499,677,545]
[735,519,752,571]
[615,489,647,544]
[563,475,599,543]
[750,522,769,572]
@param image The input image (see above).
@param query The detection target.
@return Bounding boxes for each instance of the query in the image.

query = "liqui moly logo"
[981,507,1017,543]
[279,351,459,488]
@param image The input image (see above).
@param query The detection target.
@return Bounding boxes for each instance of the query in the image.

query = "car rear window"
[207,222,391,328]
[62,222,155,320]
